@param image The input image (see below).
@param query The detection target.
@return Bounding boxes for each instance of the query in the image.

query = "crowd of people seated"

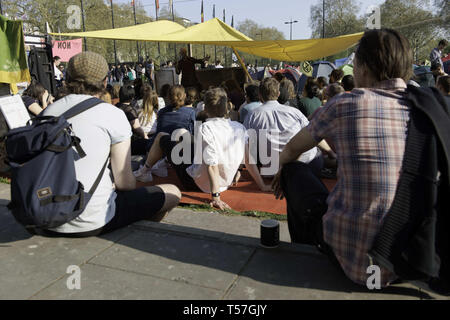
[15,30,449,291]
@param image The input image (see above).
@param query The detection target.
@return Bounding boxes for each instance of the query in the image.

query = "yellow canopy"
[50,20,186,41]
[51,18,363,62]
[231,33,363,62]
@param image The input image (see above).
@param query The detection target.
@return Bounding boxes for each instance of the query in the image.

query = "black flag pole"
[110,0,118,64]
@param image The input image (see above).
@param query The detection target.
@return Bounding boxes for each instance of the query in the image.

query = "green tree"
[309,0,364,62]
[380,0,443,63]
[236,19,286,67]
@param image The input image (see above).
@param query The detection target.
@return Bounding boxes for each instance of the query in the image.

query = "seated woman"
[278,78,298,108]
[155,85,196,136]
[21,81,54,116]
[127,85,160,156]
[134,88,271,210]
[133,85,196,181]
[298,78,322,118]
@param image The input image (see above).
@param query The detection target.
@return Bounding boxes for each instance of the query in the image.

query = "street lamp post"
[284,19,298,40]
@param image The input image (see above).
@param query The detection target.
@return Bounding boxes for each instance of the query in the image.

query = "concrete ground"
[0,183,447,300]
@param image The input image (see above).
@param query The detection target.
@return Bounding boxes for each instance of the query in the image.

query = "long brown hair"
[139,86,159,126]
[168,85,186,109]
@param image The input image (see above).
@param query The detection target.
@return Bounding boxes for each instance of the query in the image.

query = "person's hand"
[41,91,49,107]
[210,198,231,211]
[47,94,55,105]
[271,170,284,200]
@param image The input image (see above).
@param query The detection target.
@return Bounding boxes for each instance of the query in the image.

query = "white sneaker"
[151,159,168,177]
[133,165,153,182]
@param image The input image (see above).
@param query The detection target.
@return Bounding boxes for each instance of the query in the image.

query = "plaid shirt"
[307,79,411,286]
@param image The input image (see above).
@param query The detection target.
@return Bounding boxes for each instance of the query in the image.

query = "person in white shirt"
[215,60,224,69]
[244,78,325,177]
[134,87,271,210]
[53,56,63,88]
[138,86,159,136]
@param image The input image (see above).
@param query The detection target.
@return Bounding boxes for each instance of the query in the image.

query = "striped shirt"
[307,78,411,286]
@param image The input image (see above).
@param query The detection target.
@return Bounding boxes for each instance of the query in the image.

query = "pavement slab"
[31,263,223,300]
[89,229,255,291]
[0,183,448,300]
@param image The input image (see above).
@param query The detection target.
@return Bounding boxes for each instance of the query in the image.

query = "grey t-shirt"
[42,94,132,233]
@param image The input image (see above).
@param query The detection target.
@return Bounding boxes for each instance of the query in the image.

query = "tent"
[334,57,348,68]
[51,18,363,63]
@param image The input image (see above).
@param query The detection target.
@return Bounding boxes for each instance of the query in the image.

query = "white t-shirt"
[138,111,158,135]
[158,97,166,110]
[186,118,247,193]
[42,94,132,233]
[54,64,63,81]
[244,100,318,165]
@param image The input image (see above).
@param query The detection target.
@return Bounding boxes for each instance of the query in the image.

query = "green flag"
[0,15,30,84]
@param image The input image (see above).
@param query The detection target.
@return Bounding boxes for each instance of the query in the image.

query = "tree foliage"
[309,0,448,63]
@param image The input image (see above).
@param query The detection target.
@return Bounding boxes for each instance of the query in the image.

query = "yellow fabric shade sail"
[51,20,186,41]
[231,32,363,62]
[51,18,363,62]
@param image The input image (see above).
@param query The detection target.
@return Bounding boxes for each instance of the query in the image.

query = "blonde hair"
[139,86,159,126]
[99,91,112,104]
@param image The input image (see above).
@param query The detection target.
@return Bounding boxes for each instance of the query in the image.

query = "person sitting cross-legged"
[134,87,271,210]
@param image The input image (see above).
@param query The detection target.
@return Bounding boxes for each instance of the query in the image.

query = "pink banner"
[52,39,83,62]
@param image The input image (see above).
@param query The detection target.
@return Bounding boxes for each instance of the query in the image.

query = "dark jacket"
[369,86,450,291]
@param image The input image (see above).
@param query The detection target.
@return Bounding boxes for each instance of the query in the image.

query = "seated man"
[244,78,324,177]
[272,28,416,287]
[134,88,271,210]
[40,51,181,237]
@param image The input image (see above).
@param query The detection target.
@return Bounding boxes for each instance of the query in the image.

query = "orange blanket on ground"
[137,168,337,215]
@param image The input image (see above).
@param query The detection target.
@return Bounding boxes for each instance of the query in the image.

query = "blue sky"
[118,0,387,39]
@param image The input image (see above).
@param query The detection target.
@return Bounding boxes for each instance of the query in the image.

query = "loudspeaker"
[27,46,57,96]
[196,67,246,90]
[154,68,179,95]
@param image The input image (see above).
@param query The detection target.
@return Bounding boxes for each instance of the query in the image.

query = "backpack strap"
[61,97,104,120]
[62,97,110,196]
[88,157,109,196]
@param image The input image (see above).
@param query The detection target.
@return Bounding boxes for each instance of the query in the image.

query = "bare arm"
[131,119,148,139]
[207,164,231,210]
[110,139,136,191]
[244,144,271,192]
[27,102,44,116]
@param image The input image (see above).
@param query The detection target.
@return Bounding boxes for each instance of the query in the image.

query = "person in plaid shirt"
[272,28,415,286]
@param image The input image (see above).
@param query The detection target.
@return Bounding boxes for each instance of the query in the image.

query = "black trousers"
[159,134,200,192]
[37,186,166,238]
[280,161,341,268]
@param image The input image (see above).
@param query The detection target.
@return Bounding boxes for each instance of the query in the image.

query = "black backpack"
[6,97,108,231]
